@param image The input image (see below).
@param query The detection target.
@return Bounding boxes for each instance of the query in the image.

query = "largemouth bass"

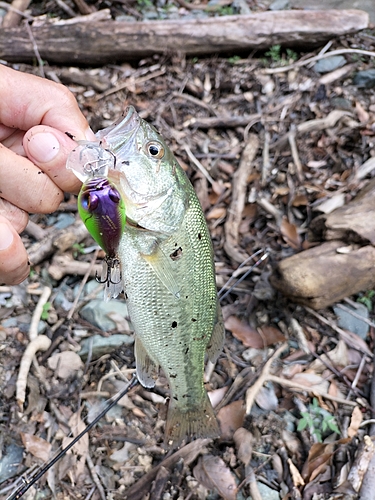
[69,106,225,445]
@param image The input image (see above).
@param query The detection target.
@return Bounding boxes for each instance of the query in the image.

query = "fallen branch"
[16,335,51,409]
[0,9,369,65]
[224,133,259,263]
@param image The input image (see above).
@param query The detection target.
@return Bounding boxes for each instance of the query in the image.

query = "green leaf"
[297,418,308,431]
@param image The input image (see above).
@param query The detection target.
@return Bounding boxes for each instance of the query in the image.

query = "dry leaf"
[48,351,83,379]
[288,458,305,486]
[255,384,278,411]
[310,339,348,373]
[217,400,246,440]
[258,325,286,345]
[301,442,334,482]
[21,432,52,462]
[193,455,238,500]
[225,316,264,348]
[206,206,226,220]
[233,427,253,466]
[348,406,363,439]
[288,372,329,393]
[280,217,301,250]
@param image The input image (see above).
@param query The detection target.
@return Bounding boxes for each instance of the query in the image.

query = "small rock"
[333,302,369,340]
[79,333,134,360]
[269,0,289,10]
[80,298,129,331]
[353,69,375,89]
[0,443,24,483]
[48,351,83,379]
[256,482,280,499]
[54,213,76,230]
[313,56,346,74]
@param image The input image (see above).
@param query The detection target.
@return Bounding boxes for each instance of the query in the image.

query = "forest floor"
[1,1,375,499]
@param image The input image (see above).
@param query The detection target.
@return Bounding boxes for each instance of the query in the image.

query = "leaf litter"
[2,5,375,499]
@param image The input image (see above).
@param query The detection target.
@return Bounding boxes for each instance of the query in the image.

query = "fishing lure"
[67,143,126,300]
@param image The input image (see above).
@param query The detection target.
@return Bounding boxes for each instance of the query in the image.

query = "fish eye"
[81,192,99,212]
[146,141,165,159]
[108,188,121,204]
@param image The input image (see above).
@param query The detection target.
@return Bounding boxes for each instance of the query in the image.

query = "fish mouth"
[97,106,141,154]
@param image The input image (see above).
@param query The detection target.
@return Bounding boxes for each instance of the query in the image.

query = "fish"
[99,106,225,445]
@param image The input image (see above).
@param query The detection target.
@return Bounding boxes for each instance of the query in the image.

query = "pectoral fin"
[135,336,159,388]
[206,303,225,363]
[142,244,181,299]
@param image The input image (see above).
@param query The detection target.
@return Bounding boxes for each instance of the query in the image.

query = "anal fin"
[206,302,225,363]
[135,336,159,388]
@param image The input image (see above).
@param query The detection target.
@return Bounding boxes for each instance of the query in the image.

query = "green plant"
[286,48,298,62]
[228,55,241,64]
[263,45,298,66]
[217,5,234,15]
[72,242,86,258]
[265,45,282,63]
[297,398,340,442]
[41,302,51,321]
[357,290,375,311]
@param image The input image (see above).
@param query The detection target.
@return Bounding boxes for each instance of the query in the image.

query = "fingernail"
[0,223,14,250]
[28,132,60,163]
[85,127,97,141]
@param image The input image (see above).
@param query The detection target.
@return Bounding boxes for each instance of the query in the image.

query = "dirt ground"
[1,2,375,499]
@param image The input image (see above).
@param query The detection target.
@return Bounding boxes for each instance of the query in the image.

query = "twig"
[96,68,166,100]
[288,126,304,183]
[0,0,33,21]
[29,286,51,341]
[2,0,31,27]
[336,302,375,330]
[16,335,51,409]
[304,306,373,358]
[347,356,367,401]
[261,131,271,186]
[184,144,216,185]
[245,344,288,414]
[224,133,259,263]
[268,375,358,407]
[55,0,77,17]
[263,48,375,75]
[86,454,106,500]
[25,21,45,78]
[67,248,100,321]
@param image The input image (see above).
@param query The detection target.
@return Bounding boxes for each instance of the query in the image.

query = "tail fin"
[164,393,220,447]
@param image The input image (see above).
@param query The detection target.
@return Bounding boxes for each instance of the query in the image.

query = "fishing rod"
[6,375,138,500]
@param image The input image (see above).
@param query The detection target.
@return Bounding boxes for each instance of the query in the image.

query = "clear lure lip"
[97,106,141,156]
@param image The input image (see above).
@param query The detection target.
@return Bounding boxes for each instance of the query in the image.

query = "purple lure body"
[78,177,126,257]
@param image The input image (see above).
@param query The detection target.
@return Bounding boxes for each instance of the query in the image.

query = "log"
[0,9,369,66]
[270,241,375,310]
[310,178,375,245]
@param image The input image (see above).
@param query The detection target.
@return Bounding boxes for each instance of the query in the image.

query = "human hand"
[0,65,96,285]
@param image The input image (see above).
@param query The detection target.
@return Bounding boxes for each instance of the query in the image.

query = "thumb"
[23,125,93,193]
[0,216,30,285]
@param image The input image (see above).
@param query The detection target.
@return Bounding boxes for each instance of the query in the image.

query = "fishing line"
[6,375,138,500]
[218,250,269,302]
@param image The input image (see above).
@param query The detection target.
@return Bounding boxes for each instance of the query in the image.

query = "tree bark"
[0,9,369,66]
